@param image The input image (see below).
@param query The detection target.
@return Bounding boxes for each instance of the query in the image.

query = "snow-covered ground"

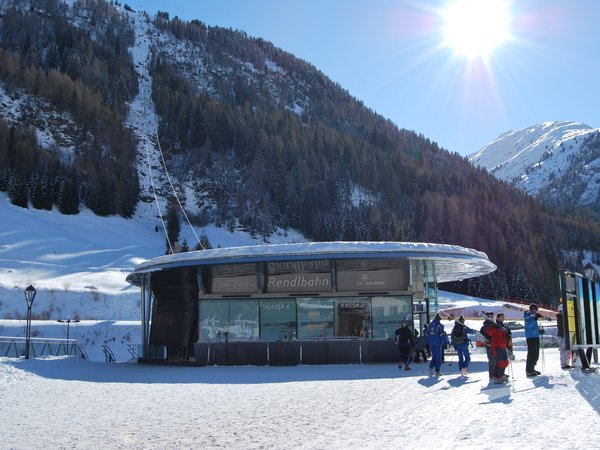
[2,5,598,446]
[1,192,599,449]
[0,194,306,360]
[1,340,599,449]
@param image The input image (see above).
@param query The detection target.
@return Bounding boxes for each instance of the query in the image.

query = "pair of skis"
[502,302,556,320]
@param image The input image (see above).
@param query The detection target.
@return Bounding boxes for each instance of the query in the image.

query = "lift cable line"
[144,138,173,254]
[153,131,204,249]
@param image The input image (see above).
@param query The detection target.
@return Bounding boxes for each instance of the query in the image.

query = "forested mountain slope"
[0,0,598,302]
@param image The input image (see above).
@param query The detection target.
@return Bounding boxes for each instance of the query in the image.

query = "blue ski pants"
[455,342,471,370]
[429,345,442,371]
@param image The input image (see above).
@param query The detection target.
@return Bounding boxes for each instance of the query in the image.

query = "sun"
[442,0,510,59]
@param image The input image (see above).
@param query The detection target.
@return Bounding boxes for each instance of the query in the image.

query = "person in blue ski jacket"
[426,314,447,376]
[451,316,474,376]
[524,303,543,377]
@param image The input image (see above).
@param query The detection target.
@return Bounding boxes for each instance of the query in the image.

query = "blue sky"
[138,0,600,156]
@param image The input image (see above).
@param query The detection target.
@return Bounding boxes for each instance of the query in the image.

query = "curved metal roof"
[126,241,496,286]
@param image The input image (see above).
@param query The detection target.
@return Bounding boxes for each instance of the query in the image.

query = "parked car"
[506,321,524,330]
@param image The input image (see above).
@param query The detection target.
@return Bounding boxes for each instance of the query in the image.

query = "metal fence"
[0,336,87,359]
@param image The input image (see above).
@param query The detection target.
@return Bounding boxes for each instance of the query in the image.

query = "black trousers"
[526,337,540,372]
[398,343,412,364]
[413,349,427,362]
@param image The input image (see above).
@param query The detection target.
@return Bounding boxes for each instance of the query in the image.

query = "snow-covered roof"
[126,241,496,285]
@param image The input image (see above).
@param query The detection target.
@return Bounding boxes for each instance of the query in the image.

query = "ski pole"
[509,357,516,392]
[509,351,515,381]
[447,350,455,367]
[540,327,545,373]
[407,346,414,368]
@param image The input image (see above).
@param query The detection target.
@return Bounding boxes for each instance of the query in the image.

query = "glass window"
[297,298,334,338]
[229,300,259,340]
[199,300,259,341]
[334,297,371,337]
[371,296,412,339]
[260,299,297,340]
[199,300,229,341]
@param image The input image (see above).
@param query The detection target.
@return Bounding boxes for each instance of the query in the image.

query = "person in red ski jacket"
[486,313,510,383]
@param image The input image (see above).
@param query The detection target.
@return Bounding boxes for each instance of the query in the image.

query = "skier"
[524,303,543,377]
[395,320,415,370]
[411,329,428,363]
[479,312,496,380]
[487,313,510,383]
[426,314,447,377]
[422,323,431,358]
[451,315,474,376]
[556,303,573,369]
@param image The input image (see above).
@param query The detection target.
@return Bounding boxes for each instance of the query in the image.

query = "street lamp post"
[24,285,36,359]
[57,316,80,355]
[57,316,80,341]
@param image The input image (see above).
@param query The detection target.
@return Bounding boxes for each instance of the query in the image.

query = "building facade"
[126,241,496,365]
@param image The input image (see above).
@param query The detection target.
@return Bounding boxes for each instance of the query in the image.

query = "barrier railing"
[194,338,398,366]
[0,336,87,359]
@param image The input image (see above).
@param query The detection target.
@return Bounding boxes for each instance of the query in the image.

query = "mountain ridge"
[1,0,599,302]
[469,120,600,215]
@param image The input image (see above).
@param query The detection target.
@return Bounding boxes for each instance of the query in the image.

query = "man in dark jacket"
[480,312,496,380]
[451,316,474,376]
[395,321,415,370]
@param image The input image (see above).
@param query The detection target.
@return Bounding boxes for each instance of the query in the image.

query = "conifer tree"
[29,171,45,210]
[8,173,28,208]
[57,172,80,215]
[180,239,189,252]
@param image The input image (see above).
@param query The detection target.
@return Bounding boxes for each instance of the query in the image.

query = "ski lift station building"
[126,241,496,365]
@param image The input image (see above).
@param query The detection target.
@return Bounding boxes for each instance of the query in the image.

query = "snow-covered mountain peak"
[469,121,600,212]
[470,121,593,172]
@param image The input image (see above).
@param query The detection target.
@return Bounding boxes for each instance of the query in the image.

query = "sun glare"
[443,0,510,59]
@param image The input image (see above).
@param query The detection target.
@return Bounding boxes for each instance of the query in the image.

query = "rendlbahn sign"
[210,268,407,295]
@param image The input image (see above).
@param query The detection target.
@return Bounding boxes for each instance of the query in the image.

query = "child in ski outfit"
[426,314,447,376]
[412,330,428,363]
[451,316,474,376]
[486,313,510,383]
